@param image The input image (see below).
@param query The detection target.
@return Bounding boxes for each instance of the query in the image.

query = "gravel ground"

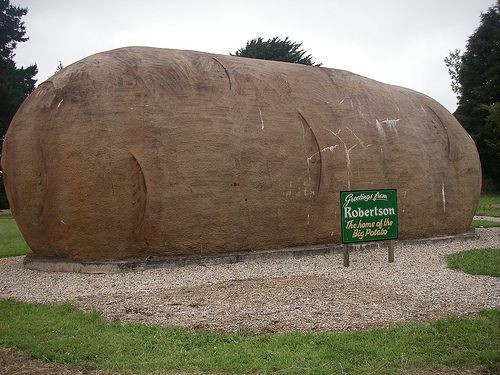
[0,228,499,334]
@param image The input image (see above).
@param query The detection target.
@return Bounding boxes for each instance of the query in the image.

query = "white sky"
[12,0,495,113]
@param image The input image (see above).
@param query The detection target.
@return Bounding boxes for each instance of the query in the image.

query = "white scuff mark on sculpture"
[259,108,264,130]
[323,127,374,190]
[307,175,315,197]
[305,157,311,170]
[350,98,354,109]
[380,119,400,127]
[306,144,338,166]
[301,178,312,197]
[286,181,292,197]
[344,144,357,190]
[325,128,358,190]
[57,99,63,109]
[346,127,372,149]
[331,231,334,237]
[303,179,314,197]
[321,145,338,153]
[307,213,310,225]
[304,158,316,198]
[441,183,446,214]
[375,119,386,138]
[382,119,400,139]
[376,119,400,139]
[339,98,345,105]
[60,220,66,224]
[420,105,426,114]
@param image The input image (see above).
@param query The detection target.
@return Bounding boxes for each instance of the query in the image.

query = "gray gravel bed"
[0,228,499,333]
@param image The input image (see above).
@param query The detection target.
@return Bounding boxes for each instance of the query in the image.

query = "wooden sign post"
[388,240,395,263]
[343,244,350,267]
[340,189,398,267]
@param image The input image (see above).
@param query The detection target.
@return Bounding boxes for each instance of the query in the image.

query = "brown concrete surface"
[1,47,481,262]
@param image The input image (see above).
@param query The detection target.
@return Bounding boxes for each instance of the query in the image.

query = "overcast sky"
[12,0,494,113]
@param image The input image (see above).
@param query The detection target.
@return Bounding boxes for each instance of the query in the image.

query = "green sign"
[340,189,398,244]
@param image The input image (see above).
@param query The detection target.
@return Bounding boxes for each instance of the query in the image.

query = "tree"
[443,49,462,98]
[445,2,500,189]
[0,0,37,208]
[233,36,321,66]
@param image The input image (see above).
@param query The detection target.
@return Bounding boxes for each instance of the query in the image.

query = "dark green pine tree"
[445,2,499,188]
[0,0,38,208]
[233,36,321,66]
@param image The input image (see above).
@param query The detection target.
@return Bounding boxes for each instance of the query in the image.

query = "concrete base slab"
[23,230,478,274]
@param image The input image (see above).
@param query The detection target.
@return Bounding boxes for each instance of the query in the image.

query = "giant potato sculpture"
[2,47,481,263]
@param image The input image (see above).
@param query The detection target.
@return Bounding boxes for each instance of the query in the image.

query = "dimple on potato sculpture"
[2,47,481,264]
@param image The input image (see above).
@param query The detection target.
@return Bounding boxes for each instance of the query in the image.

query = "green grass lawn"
[447,248,500,277]
[476,193,500,217]
[0,214,30,258]
[0,299,498,375]
[470,220,500,228]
